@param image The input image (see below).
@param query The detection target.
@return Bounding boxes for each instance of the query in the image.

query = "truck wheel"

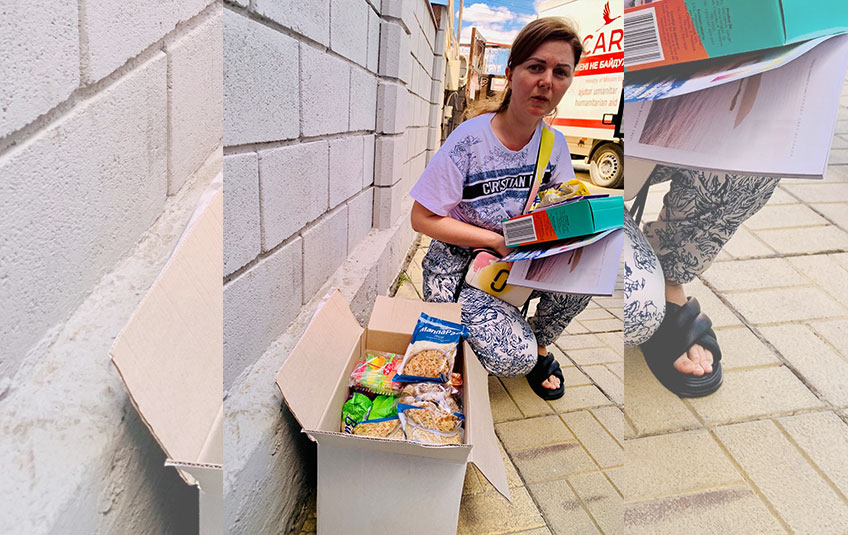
[589,143,623,189]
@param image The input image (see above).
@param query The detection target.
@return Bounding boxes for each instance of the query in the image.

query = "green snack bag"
[368,395,398,420]
[341,392,372,433]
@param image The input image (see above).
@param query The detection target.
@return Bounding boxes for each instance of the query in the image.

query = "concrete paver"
[714,419,848,533]
[619,430,744,500]
[457,487,546,535]
[759,323,848,407]
[686,366,824,424]
[510,441,598,483]
[624,487,785,535]
[548,384,614,413]
[561,411,622,469]
[581,365,623,404]
[527,479,602,535]
[567,471,623,535]
[711,326,780,370]
[720,225,777,259]
[721,286,845,325]
[495,415,575,452]
[777,411,848,498]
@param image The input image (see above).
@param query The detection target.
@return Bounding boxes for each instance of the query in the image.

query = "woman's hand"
[411,201,510,258]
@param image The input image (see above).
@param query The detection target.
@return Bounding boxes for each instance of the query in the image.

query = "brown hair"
[465,17,583,120]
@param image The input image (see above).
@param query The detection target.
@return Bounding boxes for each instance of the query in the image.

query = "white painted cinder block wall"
[222,0,445,532]
[0,1,223,533]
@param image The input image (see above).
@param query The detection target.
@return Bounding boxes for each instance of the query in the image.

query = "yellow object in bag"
[464,249,532,308]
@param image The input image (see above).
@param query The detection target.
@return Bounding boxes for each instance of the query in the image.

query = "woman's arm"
[411,201,509,257]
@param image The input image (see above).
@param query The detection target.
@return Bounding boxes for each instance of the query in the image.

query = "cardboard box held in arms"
[276,291,510,535]
[111,179,224,534]
[502,196,624,248]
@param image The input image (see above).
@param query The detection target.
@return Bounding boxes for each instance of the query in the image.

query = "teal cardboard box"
[624,0,848,71]
[502,196,624,248]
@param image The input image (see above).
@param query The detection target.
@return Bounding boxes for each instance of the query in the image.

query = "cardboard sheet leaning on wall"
[110,175,224,534]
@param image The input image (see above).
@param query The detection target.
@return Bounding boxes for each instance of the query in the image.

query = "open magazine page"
[623,33,848,177]
[624,36,833,103]
[506,230,624,296]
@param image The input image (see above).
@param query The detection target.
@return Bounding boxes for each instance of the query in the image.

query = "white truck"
[538,0,624,188]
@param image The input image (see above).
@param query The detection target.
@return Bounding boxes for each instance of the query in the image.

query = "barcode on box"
[503,217,537,246]
[624,8,664,67]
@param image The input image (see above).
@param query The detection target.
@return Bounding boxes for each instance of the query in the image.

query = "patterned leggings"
[422,239,592,377]
[624,167,781,346]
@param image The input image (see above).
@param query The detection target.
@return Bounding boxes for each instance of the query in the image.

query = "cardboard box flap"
[165,460,223,495]
[464,341,511,501]
[367,295,462,337]
[110,180,223,473]
[276,290,364,431]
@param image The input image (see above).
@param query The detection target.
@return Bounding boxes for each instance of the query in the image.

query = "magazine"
[624,36,832,103]
[501,228,617,262]
[506,229,625,297]
[622,33,848,178]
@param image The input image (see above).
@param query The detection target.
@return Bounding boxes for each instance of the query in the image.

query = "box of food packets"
[276,291,509,535]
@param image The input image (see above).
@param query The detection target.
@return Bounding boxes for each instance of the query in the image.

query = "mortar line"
[772,418,848,506]
[0,3,217,156]
[706,424,794,533]
[698,274,848,417]
[563,477,608,534]
[223,130,378,156]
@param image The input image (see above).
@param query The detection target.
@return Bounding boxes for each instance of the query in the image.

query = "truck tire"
[589,143,623,189]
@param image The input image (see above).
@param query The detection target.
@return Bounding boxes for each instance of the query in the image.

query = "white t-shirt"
[410,112,574,234]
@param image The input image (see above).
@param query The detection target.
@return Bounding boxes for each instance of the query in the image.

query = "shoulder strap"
[523,125,555,214]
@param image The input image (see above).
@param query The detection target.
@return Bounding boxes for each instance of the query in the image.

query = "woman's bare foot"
[665,282,714,376]
[538,345,561,389]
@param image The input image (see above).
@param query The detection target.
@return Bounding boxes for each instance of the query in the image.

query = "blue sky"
[455,1,542,45]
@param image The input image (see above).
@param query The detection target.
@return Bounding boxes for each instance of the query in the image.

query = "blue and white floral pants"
[624,167,781,346]
[422,240,592,377]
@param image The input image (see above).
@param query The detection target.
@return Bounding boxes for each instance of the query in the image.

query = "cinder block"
[224,238,303,389]
[329,136,365,208]
[0,0,78,137]
[330,0,369,66]
[301,43,351,136]
[367,9,380,72]
[431,78,443,103]
[302,207,349,302]
[166,9,222,194]
[379,21,411,83]
[259,140,329,250]
[434,29,446,54]
[432,54,445,85]
[427,126,440,151]
[416,96,428,127]
[224,11,299,145]
[253,0,329,45]
[381,0,415,34]
[349,67,377,131]
[374,133,406,186]
[224,153,260,277]
[348,188,374,252]
[364,0,381,13]
[363,134,375,187]
[429,103,441,129]
[0,53,167,380]
[373,183,403,229]
[81,0,210,83]
[376,81,409,134]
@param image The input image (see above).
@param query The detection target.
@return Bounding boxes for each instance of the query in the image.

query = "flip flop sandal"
[526,353,565,400]
[639,297,723,398]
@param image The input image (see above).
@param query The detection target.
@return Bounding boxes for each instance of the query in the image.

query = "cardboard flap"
[165,460,223,495]
[464,341,510,501]
[111,180,223,468]
[276,290,364,431]
[367,295,461,335]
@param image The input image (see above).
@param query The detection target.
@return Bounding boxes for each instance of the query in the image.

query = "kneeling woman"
[409,18,591,400]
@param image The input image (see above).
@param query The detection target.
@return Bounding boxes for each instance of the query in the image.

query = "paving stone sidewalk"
[622,77,848,534]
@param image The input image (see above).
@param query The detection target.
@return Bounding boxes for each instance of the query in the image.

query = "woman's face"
[505,40,576,119]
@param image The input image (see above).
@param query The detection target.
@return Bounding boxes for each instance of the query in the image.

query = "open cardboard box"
[111,178,223,534]
[276,291,509,535]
